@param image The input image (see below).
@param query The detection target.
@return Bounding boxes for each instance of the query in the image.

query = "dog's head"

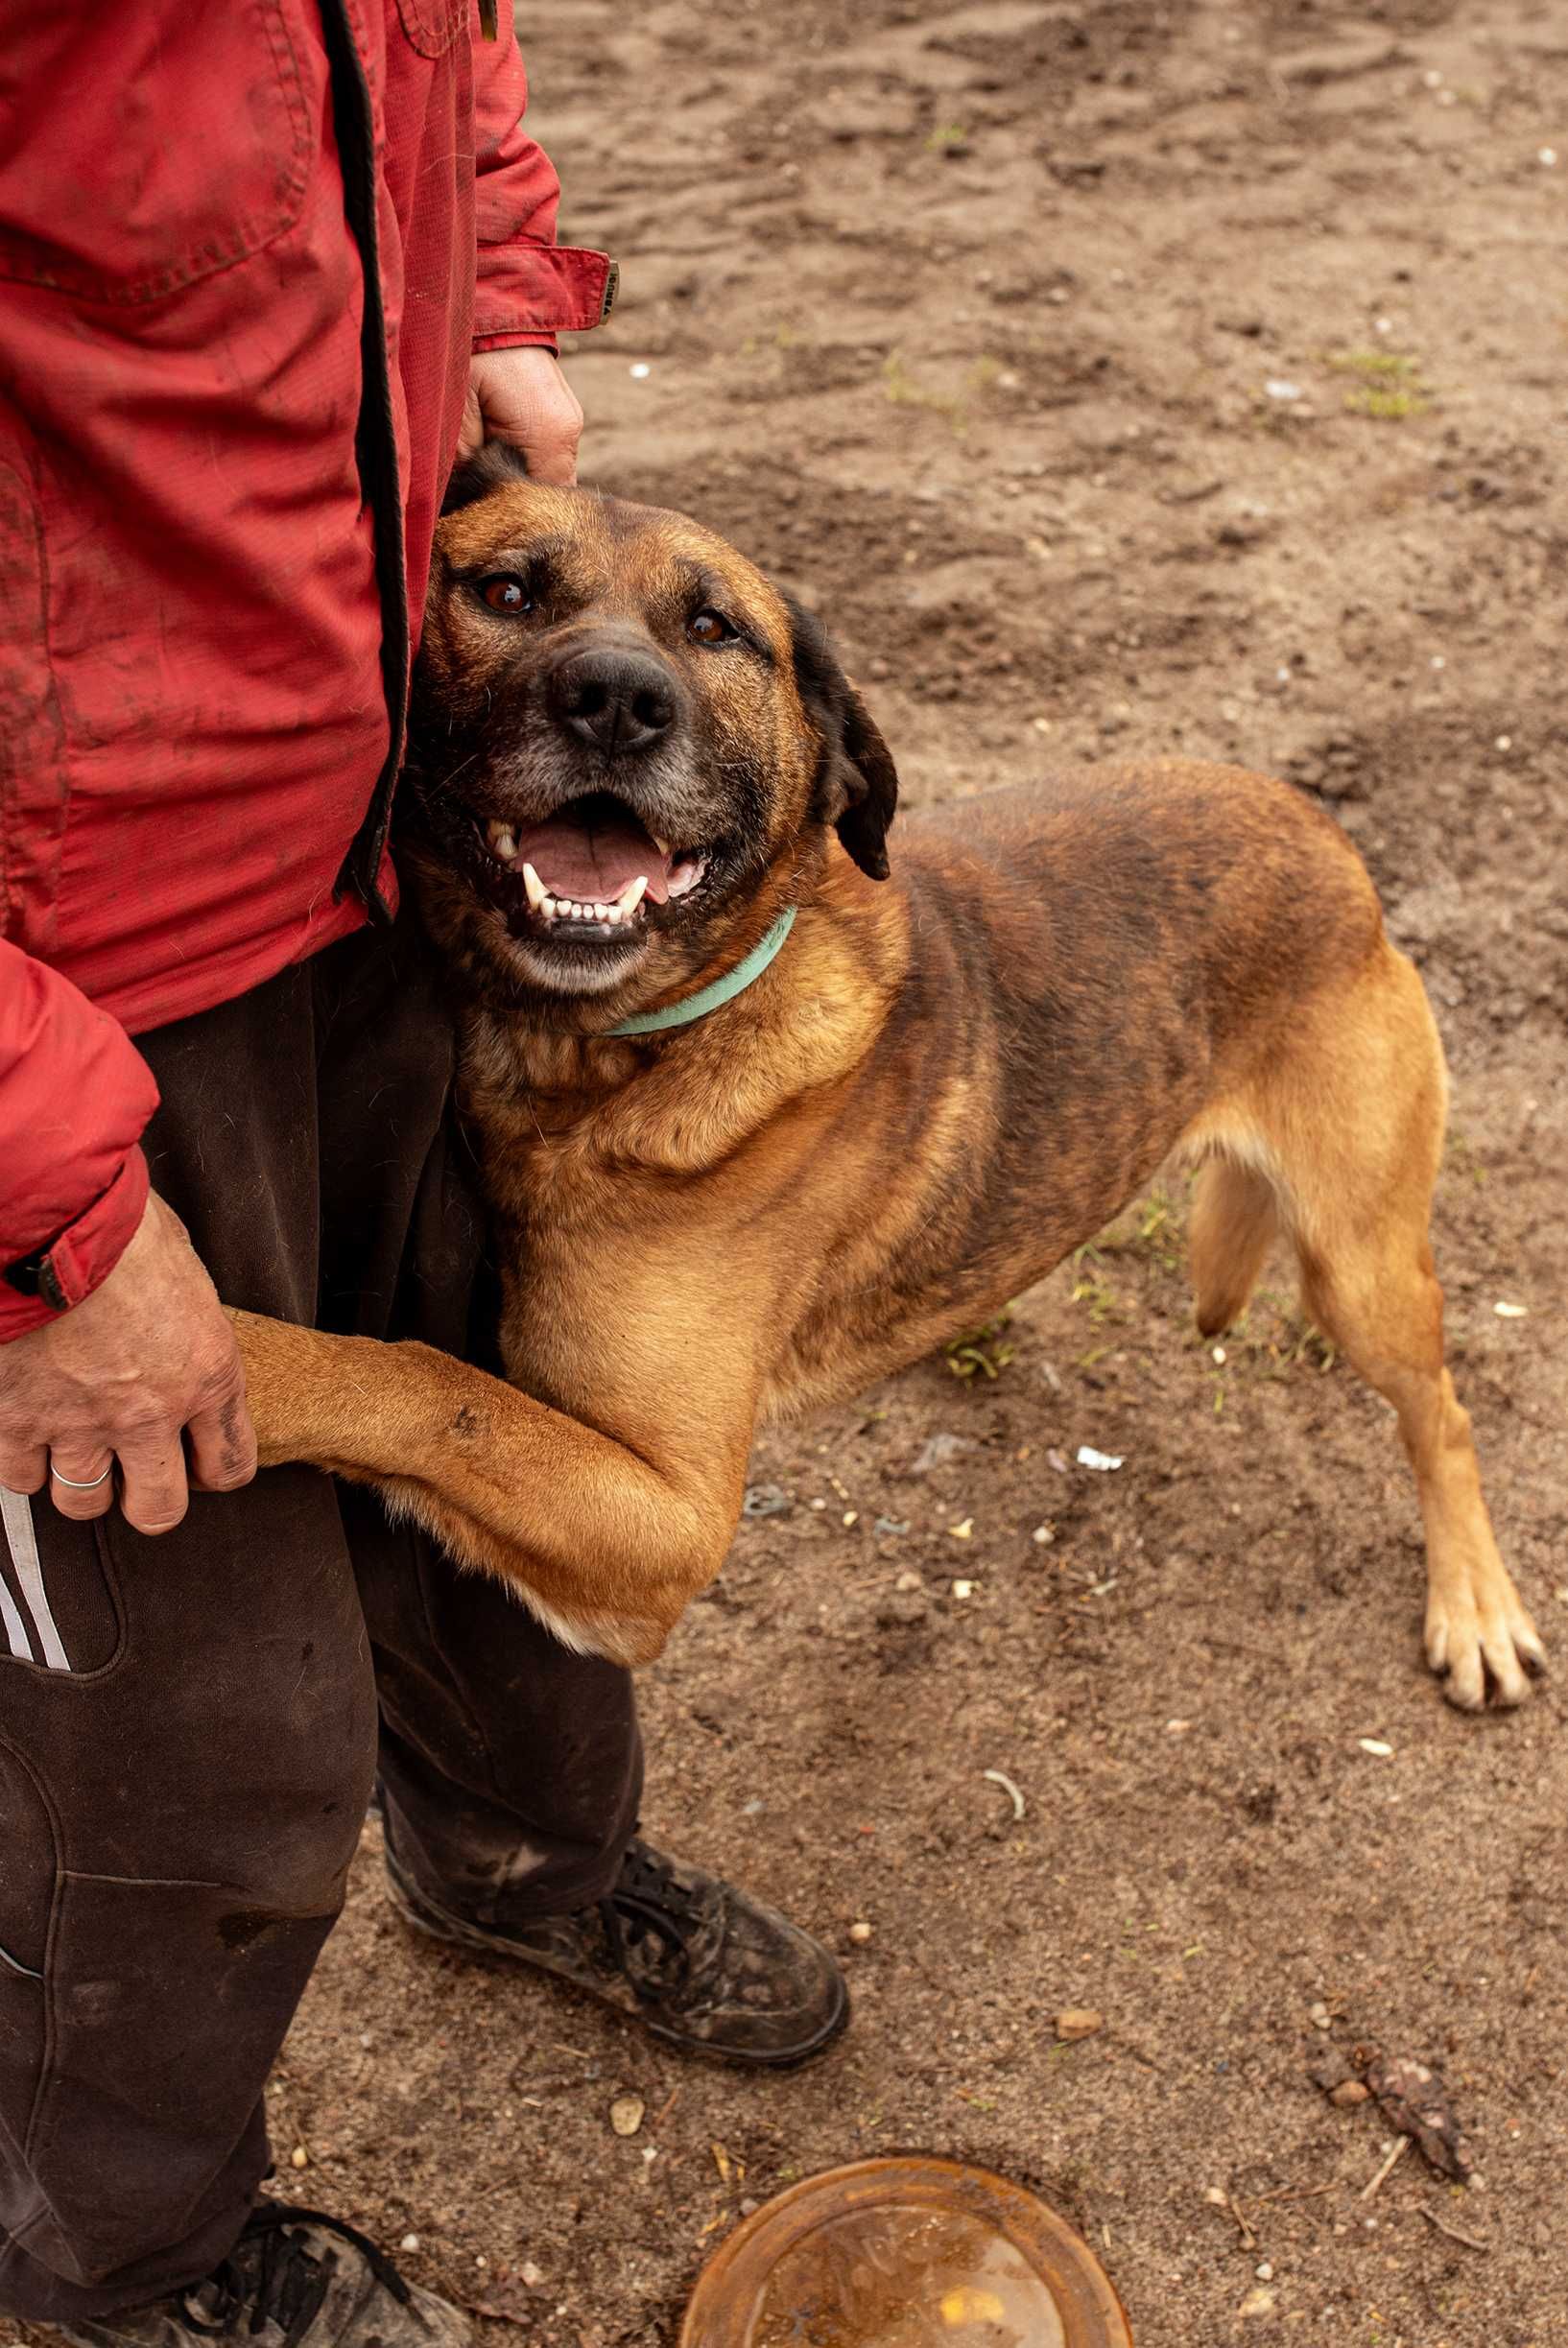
[407,447,898,1020]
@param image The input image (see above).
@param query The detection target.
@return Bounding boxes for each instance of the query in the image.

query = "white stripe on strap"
[0,1488,70,1672]
[0,1519,34,1664]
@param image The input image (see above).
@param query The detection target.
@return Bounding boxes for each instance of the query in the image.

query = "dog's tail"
[1188,1150,1280,1338]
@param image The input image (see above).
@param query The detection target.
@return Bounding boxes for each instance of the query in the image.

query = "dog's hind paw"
[1425,1570,1547,1711]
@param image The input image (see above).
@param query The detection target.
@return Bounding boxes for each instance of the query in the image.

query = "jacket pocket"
[395,0,470,60]
[0,4,317,305]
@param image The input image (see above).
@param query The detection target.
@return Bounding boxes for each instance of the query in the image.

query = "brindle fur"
[233,475,1544,1710]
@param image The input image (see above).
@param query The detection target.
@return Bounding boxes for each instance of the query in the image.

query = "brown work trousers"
[0,921,642,2321]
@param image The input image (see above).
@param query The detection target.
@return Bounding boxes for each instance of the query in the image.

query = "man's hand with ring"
[0,1191,257,1530]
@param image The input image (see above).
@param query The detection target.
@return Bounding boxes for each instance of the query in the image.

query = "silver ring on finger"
[51,1461,114,1491]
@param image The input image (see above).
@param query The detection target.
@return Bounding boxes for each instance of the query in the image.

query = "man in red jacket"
[0,9,845,2342]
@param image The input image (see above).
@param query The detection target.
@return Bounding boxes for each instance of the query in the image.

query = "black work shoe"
[57,2200,469,2348]
[387,1833,849,2068]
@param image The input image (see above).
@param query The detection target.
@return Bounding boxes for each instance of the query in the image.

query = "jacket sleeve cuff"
[471,245,618,344]
[0,1147,150,1342]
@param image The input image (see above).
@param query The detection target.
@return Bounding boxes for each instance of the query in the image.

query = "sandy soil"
[16,4,1567,2344]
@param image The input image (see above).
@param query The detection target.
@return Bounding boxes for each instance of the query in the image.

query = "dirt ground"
[19,3,1568,2343]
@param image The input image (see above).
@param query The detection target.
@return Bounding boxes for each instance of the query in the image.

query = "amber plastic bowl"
[679,2156,1133,2347]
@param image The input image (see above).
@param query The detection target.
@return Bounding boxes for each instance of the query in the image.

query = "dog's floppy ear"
[440,438,533,517]
[784,595,899,880]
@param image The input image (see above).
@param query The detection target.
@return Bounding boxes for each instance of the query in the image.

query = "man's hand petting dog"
[458,346,583,486]
[0,1192,256,1530]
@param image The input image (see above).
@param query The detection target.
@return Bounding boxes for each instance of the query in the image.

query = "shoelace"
[595,1838,710,2004]
[182,2200,412,2348]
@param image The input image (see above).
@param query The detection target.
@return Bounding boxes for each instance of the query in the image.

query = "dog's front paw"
[1425,1563,1547,1710]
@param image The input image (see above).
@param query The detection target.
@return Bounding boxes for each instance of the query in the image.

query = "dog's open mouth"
[477,792,709,935]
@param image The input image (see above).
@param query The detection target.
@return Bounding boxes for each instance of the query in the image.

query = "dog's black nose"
[546,644,679,754]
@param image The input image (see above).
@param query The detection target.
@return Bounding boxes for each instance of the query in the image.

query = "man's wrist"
[0,1150,150,1341]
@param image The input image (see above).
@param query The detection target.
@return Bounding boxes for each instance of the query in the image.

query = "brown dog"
[233,449,1543,1710]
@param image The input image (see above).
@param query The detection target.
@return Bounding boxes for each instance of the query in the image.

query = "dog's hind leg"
[1224,944,1544,1710]
[1190,1155,1279,1338]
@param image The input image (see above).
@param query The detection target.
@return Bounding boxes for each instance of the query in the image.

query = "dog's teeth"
[521,862,546,910]
[486,820,518,862]
[594,903,610,923]
[542,896,558,916]
[616,875,649,915]
[651,835,671,860]
[606,906,622,925]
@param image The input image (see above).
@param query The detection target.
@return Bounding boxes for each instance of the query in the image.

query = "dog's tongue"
[511,807,672,904]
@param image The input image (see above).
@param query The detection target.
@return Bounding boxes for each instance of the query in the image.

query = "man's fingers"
[115,1435,191,1536]
[456,382,485,462]
[463,347,584,486]
[187,1387,259,1494]
[44,1453,118,1521]
[0,1446,49,1498]
[513,429,578,486]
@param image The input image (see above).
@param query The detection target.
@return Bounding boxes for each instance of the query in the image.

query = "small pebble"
[1167,1718,1194,1736]
[1494,734,1512,751]
[1031,1524,1054,1545]
[1255,2262,1274,2282]
[952,1578,976,1599]
[610,2094,646,2138]
[1539,147,1558,166]
[519,2263,543,2289]
[1309,2002,1332,2028]
[948,1517,974,1539]
[1055,2008,1105,2042]
[849,1920,875,1944]
[894,1570,923,1593]
[1238,2287,1277,2319]
[1493,1300,1528,1318]
[290,2146,308,2170]
[400,2234,420,2254]
[1358,1738,1394,1758]
[1331,2080,1370,2108]
[629,361,652,379]
[1204,2187,1228,2206]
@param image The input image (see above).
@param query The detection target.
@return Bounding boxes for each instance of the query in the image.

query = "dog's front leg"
[227,1310,736,1666]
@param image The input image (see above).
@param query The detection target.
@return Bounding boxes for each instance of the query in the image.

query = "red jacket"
[0,0,611,1337]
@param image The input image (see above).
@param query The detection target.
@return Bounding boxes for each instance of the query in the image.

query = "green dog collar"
[606,907,797,1038]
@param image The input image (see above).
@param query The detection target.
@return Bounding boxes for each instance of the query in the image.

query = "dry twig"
[1421,2206,1491,2255]
[1361,2136,1411,2201]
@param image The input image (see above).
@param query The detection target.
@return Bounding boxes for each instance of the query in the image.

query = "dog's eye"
[479,575,534,615]
[688,607,737,647]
